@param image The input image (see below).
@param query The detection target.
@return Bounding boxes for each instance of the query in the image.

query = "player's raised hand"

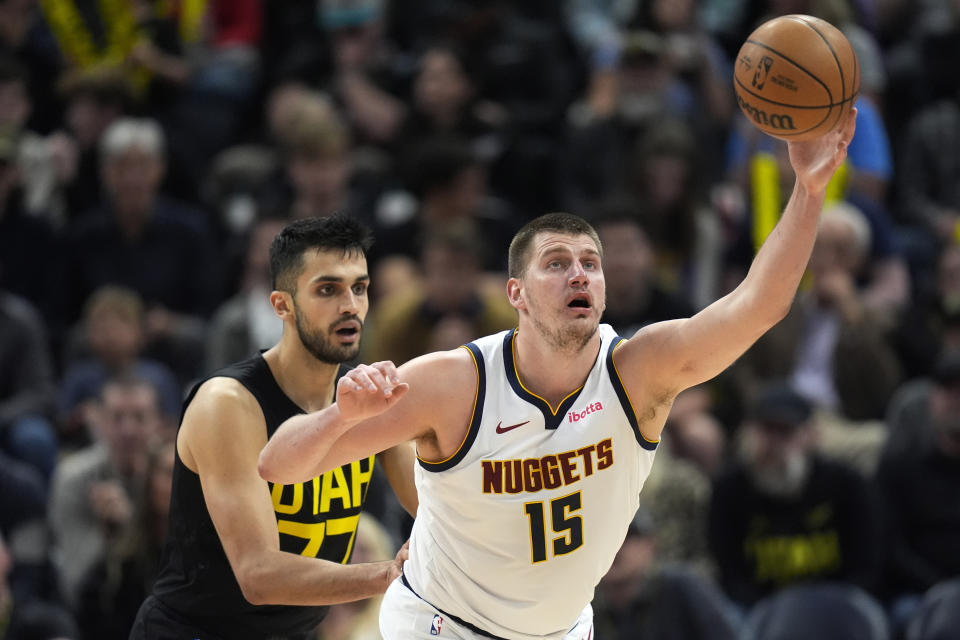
[788,107,857,194]
[336,361,409,424]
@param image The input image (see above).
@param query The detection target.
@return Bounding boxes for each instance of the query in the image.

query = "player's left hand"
[788,107,857,194]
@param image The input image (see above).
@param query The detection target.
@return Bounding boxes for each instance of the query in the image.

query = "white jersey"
[404,325,658,639]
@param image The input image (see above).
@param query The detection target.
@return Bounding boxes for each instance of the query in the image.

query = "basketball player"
[129,216,417,639]
[259,110,858,639]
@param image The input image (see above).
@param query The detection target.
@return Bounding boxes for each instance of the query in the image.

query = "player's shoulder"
[181,376,264,439]
[615,317,686,360]
[398,347,481,400]
[178,375,269,471]
[191,375,259,410]
[598,323,623,342]
[402,346,476,376]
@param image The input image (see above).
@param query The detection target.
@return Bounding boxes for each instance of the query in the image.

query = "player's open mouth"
[567,294,591,309]
[333,320,361,338]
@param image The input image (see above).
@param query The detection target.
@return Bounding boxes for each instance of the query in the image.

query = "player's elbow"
[259,454,319,486]
[766,298,792,326]
[257,447,299,485]
[239,580,271,606]
[726,290,789,337]
[235,563,275,606]
[257,449,280,484]
[742,286,793,329]
[760,300,793,332]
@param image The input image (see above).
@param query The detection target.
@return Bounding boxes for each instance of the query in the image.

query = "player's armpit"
[614,295,777,437]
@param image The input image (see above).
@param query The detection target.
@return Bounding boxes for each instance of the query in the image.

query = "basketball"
[733,14,859,141]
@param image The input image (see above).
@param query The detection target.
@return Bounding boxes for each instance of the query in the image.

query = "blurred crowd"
[0,0,959,638]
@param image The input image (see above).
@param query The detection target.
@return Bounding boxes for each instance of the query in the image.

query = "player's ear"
[506,277,525,311]
[270,290,293,319]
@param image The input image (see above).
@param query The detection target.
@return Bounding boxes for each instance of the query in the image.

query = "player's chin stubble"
[530,308,597,353]
[294,306,362,364]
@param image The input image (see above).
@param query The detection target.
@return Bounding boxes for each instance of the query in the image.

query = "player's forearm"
[239,552,396,606]
[739,183,825,323]
[258,405,358,485]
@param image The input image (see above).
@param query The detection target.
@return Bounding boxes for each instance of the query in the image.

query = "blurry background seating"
[0,0,958,636]
[739,582,889,640]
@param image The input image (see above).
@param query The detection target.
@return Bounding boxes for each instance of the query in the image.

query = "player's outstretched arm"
[616,110,857,418]
[259,350,476,486]
[257,362,408,485]
[180,378,404,606]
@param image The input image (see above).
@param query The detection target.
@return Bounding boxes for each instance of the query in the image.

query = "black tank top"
[151,355,376,638]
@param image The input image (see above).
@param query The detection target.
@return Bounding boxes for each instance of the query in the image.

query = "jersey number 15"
[523,491,584,563]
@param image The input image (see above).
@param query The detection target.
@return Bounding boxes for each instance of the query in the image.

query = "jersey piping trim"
[502,329,585,430]
[606,337,659,451]
[401,571,508,639]
[418,343,486,472]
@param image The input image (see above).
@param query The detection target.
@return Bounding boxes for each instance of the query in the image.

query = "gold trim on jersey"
[610,340,660,447]
[416,345,481,465]
[511,330,583,415]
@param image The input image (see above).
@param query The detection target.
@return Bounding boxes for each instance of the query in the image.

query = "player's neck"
[261,340,340,413]
[512,327,601,408]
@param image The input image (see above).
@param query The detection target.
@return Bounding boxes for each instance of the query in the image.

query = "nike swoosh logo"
[496,421,530,434]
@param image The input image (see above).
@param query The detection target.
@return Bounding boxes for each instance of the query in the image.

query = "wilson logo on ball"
[752,56,774,90]
[736,94,797,131]
[733,14,860,141]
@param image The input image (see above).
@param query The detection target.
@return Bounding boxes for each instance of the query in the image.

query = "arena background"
[0,0,959,638]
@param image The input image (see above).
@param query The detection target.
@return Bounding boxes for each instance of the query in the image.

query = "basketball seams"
[734,14,858,140]
[735,74,834,135]
[742,38,833,105]
[794,15,846,134]
[793,16,846,99]
[734,75,853,109]
[735,41,856,108]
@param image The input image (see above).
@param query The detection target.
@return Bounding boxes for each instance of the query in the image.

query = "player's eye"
[352,283,368,296]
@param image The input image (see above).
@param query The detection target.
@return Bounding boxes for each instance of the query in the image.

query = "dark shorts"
[129,595,316,640]
[129,596,224,640]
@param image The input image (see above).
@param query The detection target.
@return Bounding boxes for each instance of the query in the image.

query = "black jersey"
[150,355,375,638]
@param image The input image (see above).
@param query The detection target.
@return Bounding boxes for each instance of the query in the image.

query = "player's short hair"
[269,214,373,293]
[507,213,602,279]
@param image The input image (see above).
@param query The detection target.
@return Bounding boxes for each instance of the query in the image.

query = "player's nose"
[568,261,589,286]
[340,290,362,314]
